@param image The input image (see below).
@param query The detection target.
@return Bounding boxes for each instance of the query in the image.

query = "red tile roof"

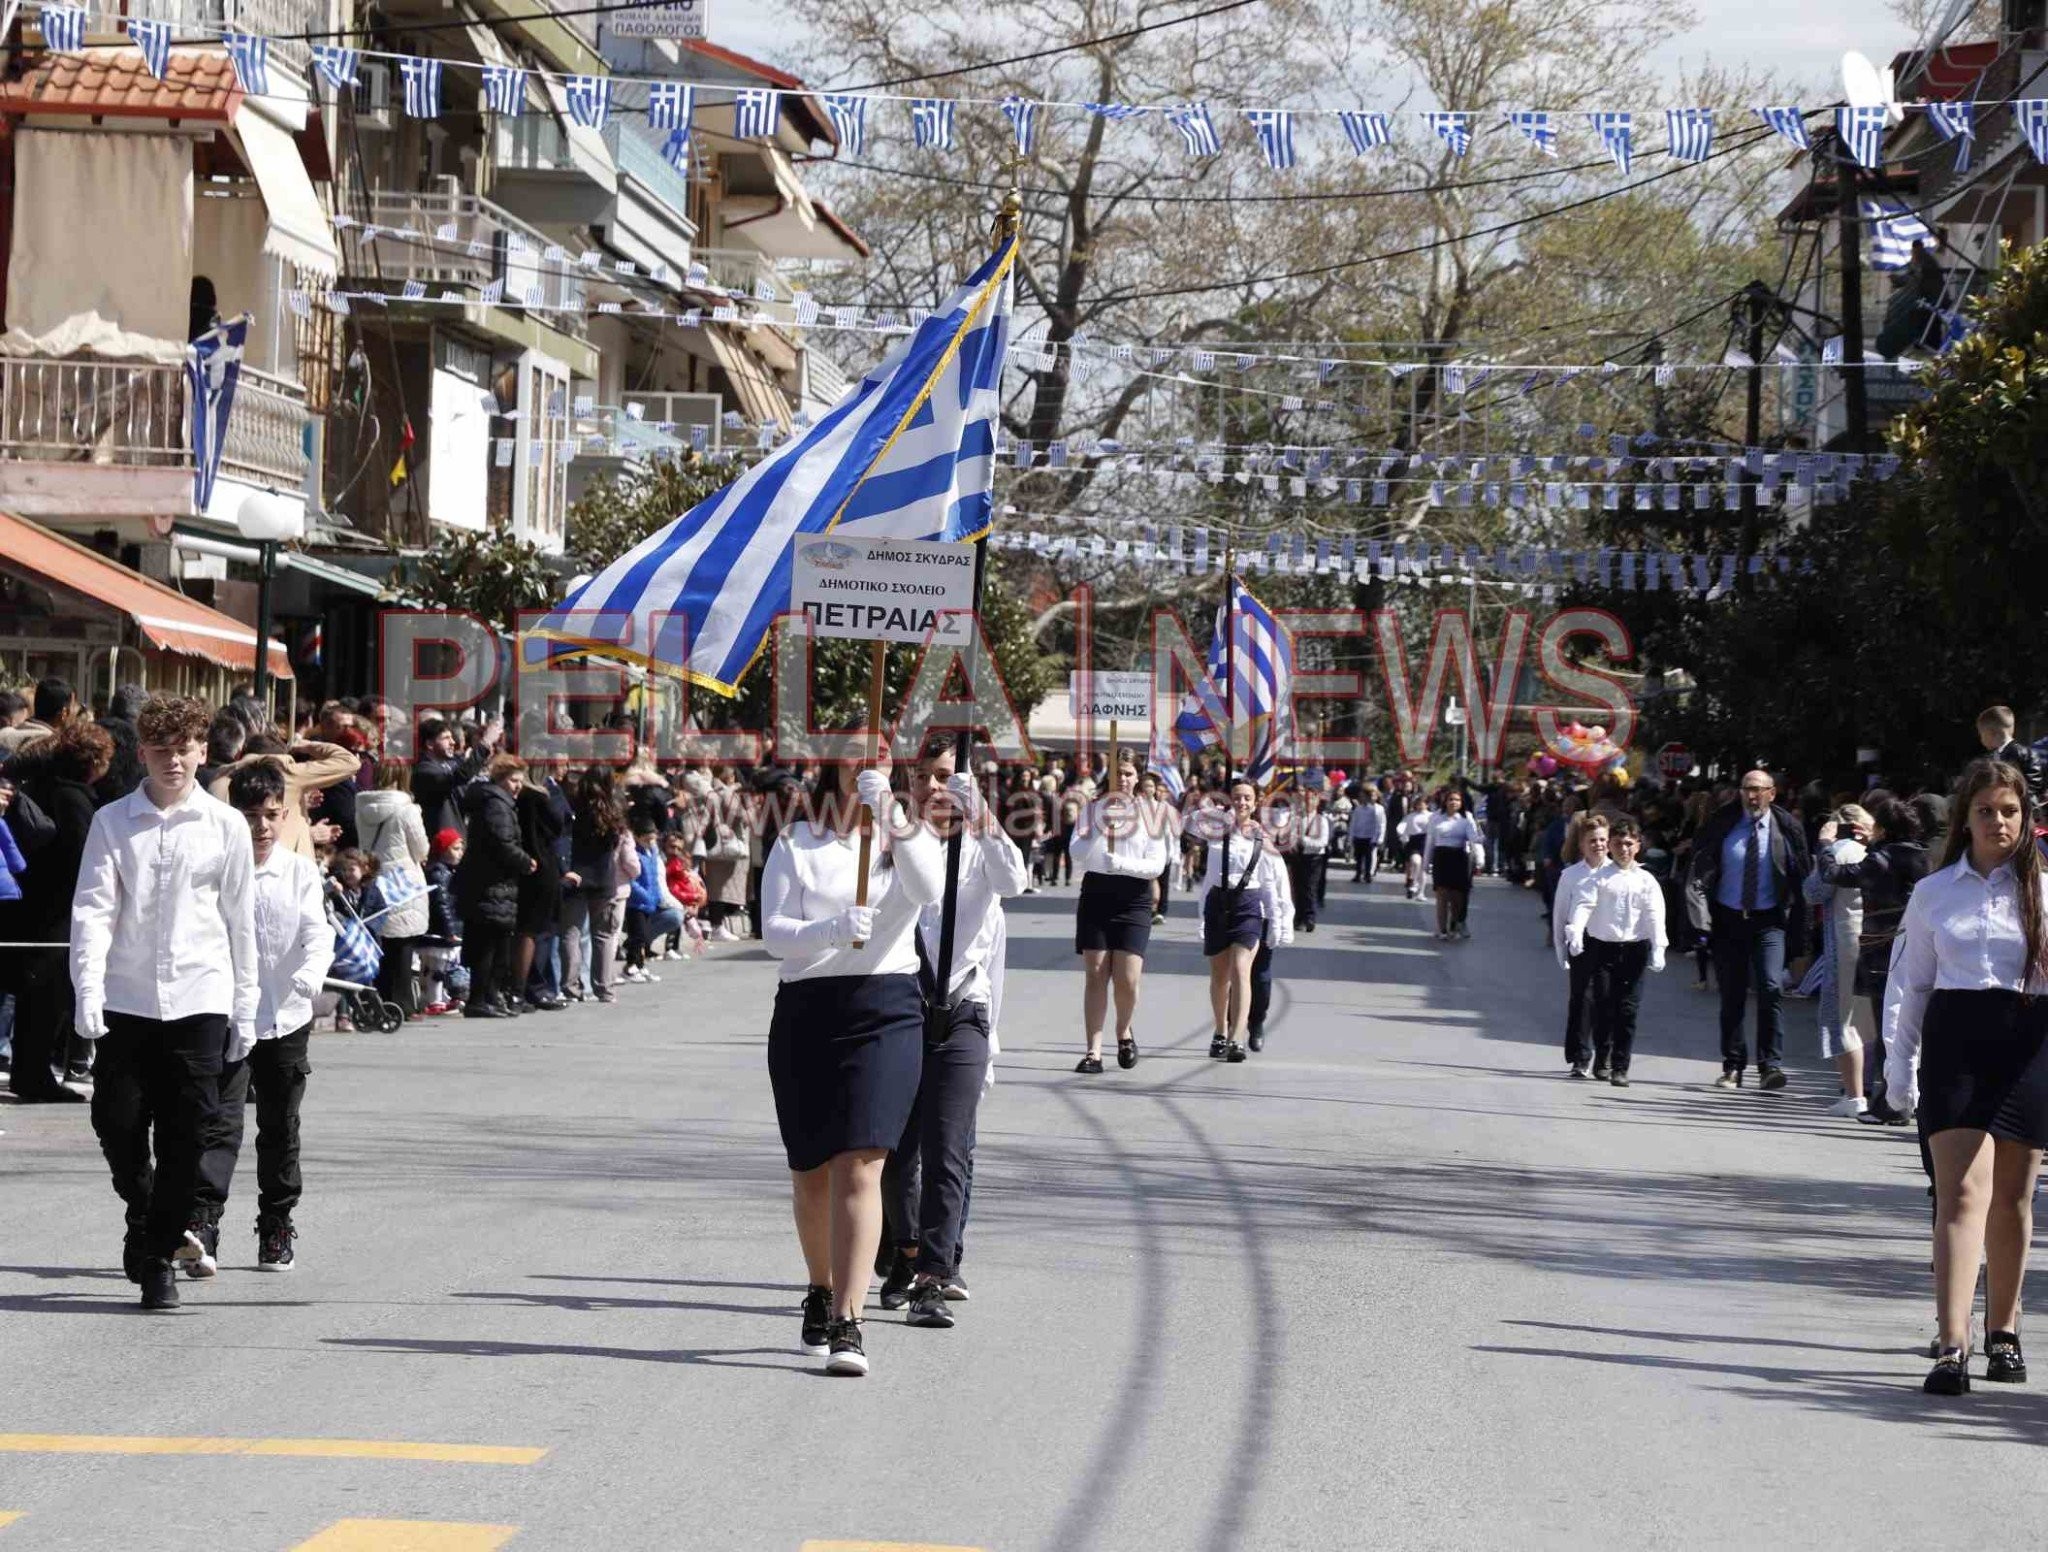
[0,46,242,121]
[679,39,804,90]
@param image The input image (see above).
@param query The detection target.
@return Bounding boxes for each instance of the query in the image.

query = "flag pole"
[853,638,886,948]
[1221,541,1235,893]
[929,185,1022,1010]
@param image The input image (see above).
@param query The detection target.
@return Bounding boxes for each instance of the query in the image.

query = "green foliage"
[404,527,558,630]
[565,454,748,571]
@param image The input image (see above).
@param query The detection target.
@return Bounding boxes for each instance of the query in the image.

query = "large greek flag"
[534,238,1017,695]
[1174,578,1294,785]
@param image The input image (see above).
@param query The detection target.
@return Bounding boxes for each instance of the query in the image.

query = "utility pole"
[1836,163,1871,452]
[1737,280,1772,571]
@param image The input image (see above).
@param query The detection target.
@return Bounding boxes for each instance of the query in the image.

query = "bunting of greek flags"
[1244,108,1296,169]
[648,80,692,131]
[1590,110,1632,173]
[1925,100,1973,171]
[1665,107,1714,161]
[661,127,692,170]
[565,74,611,131]
[125,15,171,79]
[1085,102,1145,121]
[1171,102,1221,157]
[1865,198,1932,271]
[312,44,360,90]
[483,63,526,117]
[1426,110,1472,157]
[825,92,867,154]
[734,87,781,139]
[38,1,84,51]
[2019,99,2048,164]
[224,30,268,97]
[1757,104,1810,149]
[1507,109,1556,156]
[400,55,442,119]
[1002,95,1039,155]
[1837,104,1887,169]
[911,98,955,151]
[1338,110,1390,154]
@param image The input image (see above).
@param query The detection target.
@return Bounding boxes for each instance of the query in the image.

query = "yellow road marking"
[0,1435,545,1465]
[0,1511,21,1529]
[290,1521,519,1551]
[800,1543,987,1551]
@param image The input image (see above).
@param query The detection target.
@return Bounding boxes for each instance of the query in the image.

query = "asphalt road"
[1,869,2042,1552]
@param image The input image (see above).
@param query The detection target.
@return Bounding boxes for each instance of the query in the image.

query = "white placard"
[790,534,978,645]
[1068,671,1152,722]
[609,0,708,38]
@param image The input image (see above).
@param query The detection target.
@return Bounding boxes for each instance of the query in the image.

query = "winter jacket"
[355,788,431,939]
[1816,837,1930,987]
[453,782,532,930]
[569,812,624,897]
[517,779,570,911]
[424,859,460,944]
[1988,738,2048,807]
[628,844,664,915]
[0,810,25,902]
[414,747,487,837]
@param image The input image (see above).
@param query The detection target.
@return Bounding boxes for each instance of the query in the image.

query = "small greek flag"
[1338,110,1390,154]
[480,276,505,305]
[311,44,359,90]
[1925,99,1973,171]
[401,279,426,300]
[38,2,85,52]
[1245,108,1296,169]
[2018,99,2048,164]
[1085,102,1144,121]
[648,80,692,131]
[1863,197,1932,272]
[224,30,269,97]
[1507,109,1556,156]
[734,87,781,139]
[824,93,867,154]
[1426,111,1472,157]
[483,63,526,116]
[126,15,171,79]
[1589,110,1633,173]
[1756,104,1810,150]
[911,98,955,151]
[565,74,610,130]
[662,126,692,170]
[1836,104,1887,169]
[1170,102,1220,157]
[1002,95,1039,155]
[399,55,442,120]
[1665,107,1714,161]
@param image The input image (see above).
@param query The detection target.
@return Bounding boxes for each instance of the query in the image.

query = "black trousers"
[89,1012,230,1259]
[375,936,419,1017]
[194,1024,312,1223]
[1353,839,1379,883]
[1588,937,1651,1075]
[882,1000,989,1280]
[463,920,514,1008]
[1248,934,1275,1036]
[9,951,82,1097]
[1562,950,1602,1068]
[1156,863,1171,918]
[1709,903,1787,1073]
[1290,854,1327,928]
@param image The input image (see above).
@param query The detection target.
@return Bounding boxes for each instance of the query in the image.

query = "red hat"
[432,827,462,853]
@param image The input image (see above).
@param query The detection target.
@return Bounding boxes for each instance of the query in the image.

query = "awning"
[702,325,791,431]
[278,550,384,597]
[537,72,619,200]
[0,511,292,679]
[230,103,339,279]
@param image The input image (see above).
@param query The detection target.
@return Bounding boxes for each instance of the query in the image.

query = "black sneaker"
[906,1278,955,1328]
[1610,1073,1631,1088]
[825,1317,868,1376]
[939,1270,969,1302]
[1759,1067,1788,1091]
[1209,1033,1227,1059]
[1225,1040,1247,1064]
[1247,1028,1264,1053]
[122,1221,148,1285]
[1074,1054,1104,1075]
[139,1258,180,1312]
[799,1285,831,1357]
[176,1221,218,1280]
[1924,1346,1970,1395]
[1568,1063,1589,1080]
[878,1250,918,1311]
[1591,1061,1612,1081]
[1986,1331,2027,1384]
[256,1218,296,1272]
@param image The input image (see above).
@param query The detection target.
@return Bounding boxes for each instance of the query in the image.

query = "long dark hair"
[571,765,624,847]
[1940,759,2047,983]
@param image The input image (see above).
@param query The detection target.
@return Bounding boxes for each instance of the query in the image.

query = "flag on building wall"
[186,315,249,515]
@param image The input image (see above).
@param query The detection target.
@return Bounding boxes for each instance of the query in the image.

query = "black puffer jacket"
[453,782,532,930]
[517,779,569,906]
[1817,838,1931,988]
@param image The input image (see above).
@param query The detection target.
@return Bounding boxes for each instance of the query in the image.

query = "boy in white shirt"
[1565,817,1667,1088]
[1245,840,1296,1052]
[1552,814,1612,1079]
[72,696,258,1311]
[181,762,333,1275]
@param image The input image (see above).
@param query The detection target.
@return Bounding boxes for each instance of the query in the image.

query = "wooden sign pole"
[853,638,885,946]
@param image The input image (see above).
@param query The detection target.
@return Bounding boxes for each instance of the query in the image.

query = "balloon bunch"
[1541,720,1629,773]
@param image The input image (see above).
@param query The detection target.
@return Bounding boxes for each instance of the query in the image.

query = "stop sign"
[1655,742,1693,779]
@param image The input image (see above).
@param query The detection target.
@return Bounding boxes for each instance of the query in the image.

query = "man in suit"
[1685,768,1809,1091]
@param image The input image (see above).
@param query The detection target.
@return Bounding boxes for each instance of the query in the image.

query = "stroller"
[324,880,407,1034]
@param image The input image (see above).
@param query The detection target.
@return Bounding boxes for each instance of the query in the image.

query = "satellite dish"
[1841,50,1904,126]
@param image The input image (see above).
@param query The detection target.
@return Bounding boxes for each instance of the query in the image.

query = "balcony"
[490,101,619,228]
[115,0,321,76]
[606,122,697,229]
[338,190,589,340]
[693,248,798,306]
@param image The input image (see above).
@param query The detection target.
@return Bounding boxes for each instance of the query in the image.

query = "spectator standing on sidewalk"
[454,755,536,1018]
[355,761,430,1020]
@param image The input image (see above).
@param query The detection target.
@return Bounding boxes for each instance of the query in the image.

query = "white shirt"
[1349,802,1386,843]
[252,848,334,1041]
[1297,813,1333,856]
[1070,794,1174,880]
[1553,859,1611,966]
[1398,810,1433,843]
[1254,846,1295,942]
[1423,812,1485,869]
[917,829,1029,1009]
[1883,855,2048,1097]
[71,782,259,1043]
[1567,863,1668,969]
[761,808,945,982]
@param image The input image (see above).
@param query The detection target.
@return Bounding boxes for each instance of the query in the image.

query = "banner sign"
[790,534,977,645]
[609,0,707,39]
[1068,671,1152,722]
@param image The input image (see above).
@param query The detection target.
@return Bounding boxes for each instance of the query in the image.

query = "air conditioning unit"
[354,62,393,128]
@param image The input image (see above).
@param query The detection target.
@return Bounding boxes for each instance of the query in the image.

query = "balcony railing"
[114,0,321,74]
[0,355,310,490]
[693,248,797,306]
[338,190,589,337]
[604,122,697,231]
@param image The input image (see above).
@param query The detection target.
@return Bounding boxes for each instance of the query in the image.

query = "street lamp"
[237,489,303,709]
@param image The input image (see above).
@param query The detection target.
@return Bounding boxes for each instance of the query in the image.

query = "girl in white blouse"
[1423,789,1486,940]
[760,759,945,1376]
[1068,753,1175,1073]
[1882,758,2048,1395]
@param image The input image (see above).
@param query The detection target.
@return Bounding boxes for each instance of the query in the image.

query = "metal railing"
[694,247,797,306]
[222,367,311,488]
[338,190,588,335]
[605,122,697,232]
[115,0,321,73]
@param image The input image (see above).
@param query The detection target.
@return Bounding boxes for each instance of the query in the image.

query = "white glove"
[227,1024,258,1063]
[1885,1056,1918,1113]
[1649,952,1666,974]
[1278,922,1295,948]
[945,771,984,824]
[856,769,893,822]
[77,1000,107,1041]
[828,904,877,947]
[1565,931,1585,960]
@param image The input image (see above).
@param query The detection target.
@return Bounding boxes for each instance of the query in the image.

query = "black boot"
[139,1258,181,1312]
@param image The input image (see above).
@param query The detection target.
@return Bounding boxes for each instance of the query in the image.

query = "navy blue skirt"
[767,973,924,1172]
[1076,872,1155,956]
[1917,987,2048,1148]
[1203,889,1265,956]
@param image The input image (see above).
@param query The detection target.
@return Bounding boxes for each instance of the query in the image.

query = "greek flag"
[533,237,1017,697]
[1864,197,1931,272]
[1174,579,1294,785]
[1756,104,1810,149]
[735,87,781,139]
[1836,104,1887,169]
[328,892,382,985]
[1426,110,1472,157]
[1245,108,1296,169]
[224,30,269,97]
[186,315,248,515]
[126,15,171,79]
[648,80,692,130]
[1170,102,1220,157]
[311,44,359,90]
[1665,106,1714,161]
[1926,99,1973,171]
[483,63,526,117]
[1589,110,1633,173]
[1149,728,1185,800]
[2018,99,2048,164]
[399,56,442,120]
[565,74,611,130]
[662,126,692,170]
[824,93,867,154]
[1507,109,1556,156]
[38,2,85,52]
[1002,95,1039,155]
[1338,110,1390,154]
[911,98,955,150]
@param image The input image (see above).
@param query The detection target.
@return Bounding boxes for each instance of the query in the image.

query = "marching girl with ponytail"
[1195,778,1271,1064]
[1070,751,1173,1074]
